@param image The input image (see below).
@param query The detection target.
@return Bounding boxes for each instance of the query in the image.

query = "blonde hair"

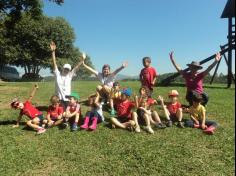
[50,95,60,104]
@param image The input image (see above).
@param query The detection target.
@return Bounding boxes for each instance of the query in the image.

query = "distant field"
[0,81,235,176]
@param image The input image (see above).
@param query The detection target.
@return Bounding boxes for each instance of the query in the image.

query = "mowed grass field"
[0,81,235,176]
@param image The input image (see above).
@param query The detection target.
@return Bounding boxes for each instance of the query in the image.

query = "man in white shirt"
[50,42,85,109]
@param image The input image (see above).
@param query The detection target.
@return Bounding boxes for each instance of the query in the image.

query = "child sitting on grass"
[109,81,121,115]
[110,88,140,132]
[136,97,155,134]
[80,93,104,131]
[136,86,166,129]
[11,84,46,135]
[140,57,158,97]
[46,95,64,128]
[185,92,218,135]
[62,92,81,131]
[158,90,184,128]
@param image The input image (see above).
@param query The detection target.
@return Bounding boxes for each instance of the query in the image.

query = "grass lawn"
[0,81,235,176]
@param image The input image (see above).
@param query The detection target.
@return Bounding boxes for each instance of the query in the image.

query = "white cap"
[63,64,72,71]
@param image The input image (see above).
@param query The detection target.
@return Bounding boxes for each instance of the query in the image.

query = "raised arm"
[82,57,98,76]
[27,84,39,102]
[111,61,128,77]
[202,53,221,77]
[169,52,183,74]
[50,42,58,71]
[72,53,86,73]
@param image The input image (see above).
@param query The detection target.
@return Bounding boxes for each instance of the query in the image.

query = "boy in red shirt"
[140,57,157,96]
[110,88,140,132]
[46,95,64,128]
[159,90,184,128]
[62,92,81,131]
[11,84,46,134]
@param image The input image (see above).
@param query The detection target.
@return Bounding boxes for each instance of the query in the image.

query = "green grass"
[0,81,235,176]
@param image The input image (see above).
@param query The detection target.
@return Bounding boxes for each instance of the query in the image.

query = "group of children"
[11,42,221,135]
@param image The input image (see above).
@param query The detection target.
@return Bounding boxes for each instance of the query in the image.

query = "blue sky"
[27,0,233,76]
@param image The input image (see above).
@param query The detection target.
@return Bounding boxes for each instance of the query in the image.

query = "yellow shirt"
[111,90,121,99]
[189,104,206,121]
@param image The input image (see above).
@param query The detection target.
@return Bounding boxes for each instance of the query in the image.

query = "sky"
[19,0,235,77]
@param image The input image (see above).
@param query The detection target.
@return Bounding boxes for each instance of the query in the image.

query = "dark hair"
[192,92,202,103]
[102,64,111,71]
[142,57,151,64]
[139,86,151,97]
[113,82,120,87]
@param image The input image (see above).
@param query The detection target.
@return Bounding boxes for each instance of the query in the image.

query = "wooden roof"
[221,0,235,18]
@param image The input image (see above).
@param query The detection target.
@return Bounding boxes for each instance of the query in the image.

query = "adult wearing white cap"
[50,42,84,109]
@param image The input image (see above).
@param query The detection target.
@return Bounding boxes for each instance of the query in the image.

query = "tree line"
[0,0,94,80]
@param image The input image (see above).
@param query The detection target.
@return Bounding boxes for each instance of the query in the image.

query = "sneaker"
[37,128,46,135]
[155,123,166,129]
[143,126,154,134]
[110,109,116,116]
[166,120,173,127]
[71,123,78,131]
[177,121,185,128]
[135,125,141,133]
[61,122,68,129]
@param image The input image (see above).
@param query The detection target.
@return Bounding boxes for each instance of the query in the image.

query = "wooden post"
[227,18,233,88]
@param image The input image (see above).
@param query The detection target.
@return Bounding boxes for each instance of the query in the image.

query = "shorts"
[117,116,130,123]
[137,109,145,118]
[169,114,178,122]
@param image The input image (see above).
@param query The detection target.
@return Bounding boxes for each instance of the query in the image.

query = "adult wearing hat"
[50,42,85,109]
[169,52,221,106]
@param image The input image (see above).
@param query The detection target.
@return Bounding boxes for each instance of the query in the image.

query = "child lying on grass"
[11,84,46,135]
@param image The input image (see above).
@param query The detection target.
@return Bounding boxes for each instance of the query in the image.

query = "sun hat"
[187,61,203,69]
[63,64,72,71]
[168,90,179,97]
[121,88,132,97]
[66,92,80,100]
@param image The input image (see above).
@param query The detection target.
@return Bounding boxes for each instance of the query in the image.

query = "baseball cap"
[121,88,132,97]
[63,64,72,71]
[168,90,179,97]
[66,92,80,100]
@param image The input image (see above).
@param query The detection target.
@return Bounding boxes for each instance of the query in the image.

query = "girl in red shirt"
[11,84,46,134]
[46,95,64,128]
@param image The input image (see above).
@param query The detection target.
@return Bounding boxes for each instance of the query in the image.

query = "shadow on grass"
[0,120,26,126]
